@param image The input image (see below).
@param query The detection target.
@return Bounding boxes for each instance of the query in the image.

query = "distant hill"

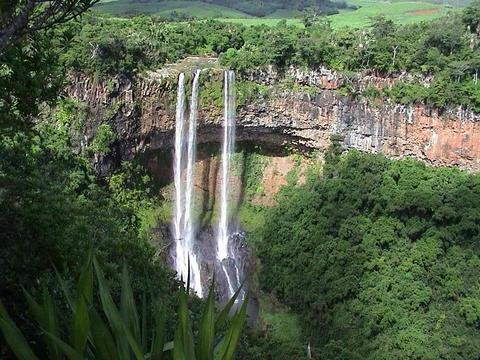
[94,0,349,18]
[426,0,470,5]
[94,0,253,18]
[94,0,461,24]
[199,0,350,16]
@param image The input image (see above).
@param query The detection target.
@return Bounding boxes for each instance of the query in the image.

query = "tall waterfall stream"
[172,70,244,300]
[173,70,203,297]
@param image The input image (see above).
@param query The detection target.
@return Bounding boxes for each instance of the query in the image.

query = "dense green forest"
[0,6,182,357]
[62,2,480,110]
[1,0,480,358]
[0,29,250,359]
[257,146,480,359]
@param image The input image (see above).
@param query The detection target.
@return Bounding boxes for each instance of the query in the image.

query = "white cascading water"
[217,70,238,297]
[185,70,202,296]
[173,71,203,297]
[173,73,186,280]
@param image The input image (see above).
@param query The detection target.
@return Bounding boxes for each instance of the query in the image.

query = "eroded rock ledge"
[65,65,480,173]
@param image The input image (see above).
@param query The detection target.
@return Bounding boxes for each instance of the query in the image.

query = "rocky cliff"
[65,64,480,174]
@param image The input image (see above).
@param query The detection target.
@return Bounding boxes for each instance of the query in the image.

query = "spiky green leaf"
[121,262,140,343]
[196,281,215,360]
[23,289,60,359]
[44,331,84,360]
[90,308,117,360]
[0,301,38,360]
[173,286,195,360]
[93,257,144,360]
[54,266,74,311]
[44,290,62,359]
[71,295,89,354]
[215,283,244,331]
[215,293,249,360]
[22,289,45,329]
[151,303,166,360]
[141,293,147,353]
[77,250,93,304]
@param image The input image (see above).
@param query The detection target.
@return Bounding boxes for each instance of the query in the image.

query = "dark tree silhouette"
[0,0,99,51]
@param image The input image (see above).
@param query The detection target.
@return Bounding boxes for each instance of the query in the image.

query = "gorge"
[64,61,480,305]
[3,3,480,358]
[66,64,480,178]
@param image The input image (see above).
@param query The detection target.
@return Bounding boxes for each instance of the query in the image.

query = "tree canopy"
[52,2,480,111]
[257,147,480,359]
[0,0,99,51]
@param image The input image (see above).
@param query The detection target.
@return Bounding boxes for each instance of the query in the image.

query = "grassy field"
[220,0,456,29]
[328,0,455,28]
[95,0,458,28]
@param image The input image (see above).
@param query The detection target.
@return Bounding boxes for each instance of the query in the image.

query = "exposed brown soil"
[407,8,438,16]
[252,155,312,207]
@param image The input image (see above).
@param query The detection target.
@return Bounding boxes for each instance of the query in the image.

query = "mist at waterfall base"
[170,70,247,302]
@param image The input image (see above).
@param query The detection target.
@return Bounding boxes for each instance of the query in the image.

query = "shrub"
[0,253,248,359]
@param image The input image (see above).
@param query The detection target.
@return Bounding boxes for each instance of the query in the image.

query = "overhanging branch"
[0,0,99,52]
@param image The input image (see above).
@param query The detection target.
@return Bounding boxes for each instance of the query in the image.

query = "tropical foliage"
[257,146,480,359]
[2,1,480,359]
[0,0,99,51]
[0,253,248,359]
[0,28,179,357]
[56,1,480,111]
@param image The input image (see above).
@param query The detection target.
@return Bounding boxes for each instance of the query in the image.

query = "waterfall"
[172,69,244,300]
[173,71,203,297]
[217,70,238,297]
[173,73,186,281]
[185,70,202,296]
[217,70,235,261]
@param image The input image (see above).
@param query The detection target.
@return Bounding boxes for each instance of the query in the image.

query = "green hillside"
[329,0,455,28]
[95,0,458,28]
[94,0,253,17]
[94,0,347,18]
[220,1,453,29]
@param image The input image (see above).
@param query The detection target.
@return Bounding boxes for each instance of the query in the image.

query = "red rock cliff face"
[65,67,480,174]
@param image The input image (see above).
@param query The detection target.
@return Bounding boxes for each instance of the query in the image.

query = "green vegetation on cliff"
[59,1,480,111]
[257,146,480,359]
[2,1,480,358]
[0,28,181,357]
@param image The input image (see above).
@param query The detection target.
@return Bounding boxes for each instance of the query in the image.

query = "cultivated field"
[95,0,459,28]
[328,0,455,28]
